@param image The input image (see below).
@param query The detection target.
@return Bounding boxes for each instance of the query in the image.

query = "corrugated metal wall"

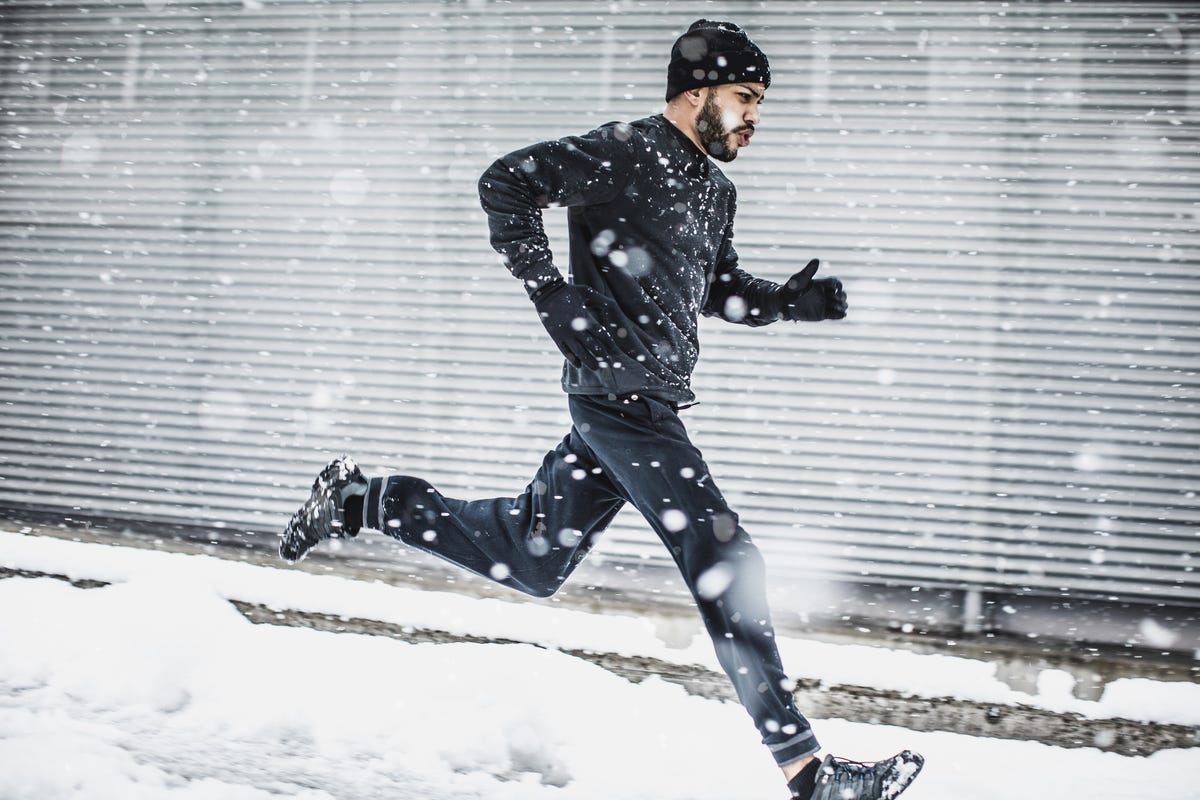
[2,2,1197,618]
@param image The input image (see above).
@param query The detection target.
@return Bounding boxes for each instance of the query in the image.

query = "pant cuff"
[769,730,820,767]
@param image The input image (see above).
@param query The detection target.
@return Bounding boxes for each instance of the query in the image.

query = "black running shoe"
[279,456,368,563]
[808,751,924,800]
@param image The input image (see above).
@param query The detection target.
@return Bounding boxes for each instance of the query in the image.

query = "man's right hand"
[531,280,615,370]
[779,258,848,321]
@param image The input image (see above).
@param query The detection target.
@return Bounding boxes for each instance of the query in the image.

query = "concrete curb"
[226,597,1199,758]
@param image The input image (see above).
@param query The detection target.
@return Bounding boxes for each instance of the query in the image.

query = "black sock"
[786,757,822,800]
[343,494,364,532]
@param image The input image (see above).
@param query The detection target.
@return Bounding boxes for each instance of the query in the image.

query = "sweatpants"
[362,392,819,766]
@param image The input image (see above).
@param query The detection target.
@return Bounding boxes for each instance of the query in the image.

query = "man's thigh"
[568,394,746,551]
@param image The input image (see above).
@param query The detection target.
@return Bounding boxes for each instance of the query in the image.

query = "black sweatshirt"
[478,114,784,406]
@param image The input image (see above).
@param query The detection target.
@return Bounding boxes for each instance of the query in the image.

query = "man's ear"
[682,87,706,108]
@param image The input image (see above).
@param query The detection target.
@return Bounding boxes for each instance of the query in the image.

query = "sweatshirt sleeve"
[478,124,636,299]
[702,192,784,326]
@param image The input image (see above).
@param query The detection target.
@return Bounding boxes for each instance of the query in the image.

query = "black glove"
[531,280,615,369]
[779,259,848,321]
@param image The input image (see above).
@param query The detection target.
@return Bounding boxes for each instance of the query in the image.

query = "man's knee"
[685,538,767,598]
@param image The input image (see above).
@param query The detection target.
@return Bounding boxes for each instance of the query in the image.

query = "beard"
[695,92,744,162]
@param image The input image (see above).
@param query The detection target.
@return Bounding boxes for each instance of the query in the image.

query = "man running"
[281,19,923,800]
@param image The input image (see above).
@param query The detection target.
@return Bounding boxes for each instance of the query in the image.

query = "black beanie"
[665,19,771,101]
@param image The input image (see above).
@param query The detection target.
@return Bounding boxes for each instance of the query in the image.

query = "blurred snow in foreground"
[1,530,1197,799]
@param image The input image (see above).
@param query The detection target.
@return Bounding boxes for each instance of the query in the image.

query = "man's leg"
[567,394,819,767]
[361,428,625,598]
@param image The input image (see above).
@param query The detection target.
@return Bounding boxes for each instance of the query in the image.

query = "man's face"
[695,82,764,162]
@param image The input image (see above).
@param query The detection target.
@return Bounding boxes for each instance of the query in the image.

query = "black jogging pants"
[362,392,819,766]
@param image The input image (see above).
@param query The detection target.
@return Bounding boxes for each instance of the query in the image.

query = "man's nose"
[745,104,761,126]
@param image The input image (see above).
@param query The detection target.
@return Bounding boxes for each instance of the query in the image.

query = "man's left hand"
[779,259,847,321]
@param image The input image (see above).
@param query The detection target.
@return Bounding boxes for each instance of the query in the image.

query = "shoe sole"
[882,750,924,800]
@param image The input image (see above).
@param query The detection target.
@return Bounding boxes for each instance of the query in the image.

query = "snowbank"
[1,530,1198,798]
[3,530,1197,726]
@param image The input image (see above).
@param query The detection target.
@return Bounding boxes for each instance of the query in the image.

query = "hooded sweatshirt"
[478,114,783,406]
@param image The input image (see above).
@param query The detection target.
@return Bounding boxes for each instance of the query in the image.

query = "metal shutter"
[2,2,1196,615]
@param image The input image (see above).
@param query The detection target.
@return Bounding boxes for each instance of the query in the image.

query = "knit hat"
[665,19,771,101]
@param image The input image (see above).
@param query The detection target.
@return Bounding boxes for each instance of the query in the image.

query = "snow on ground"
[1,530,1198,799]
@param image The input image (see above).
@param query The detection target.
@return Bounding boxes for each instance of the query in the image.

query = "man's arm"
[704,232,787,326]
[477,125,635,367]
[703,197,847,325]
[703,197,788,326]
[478,125,634,299]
